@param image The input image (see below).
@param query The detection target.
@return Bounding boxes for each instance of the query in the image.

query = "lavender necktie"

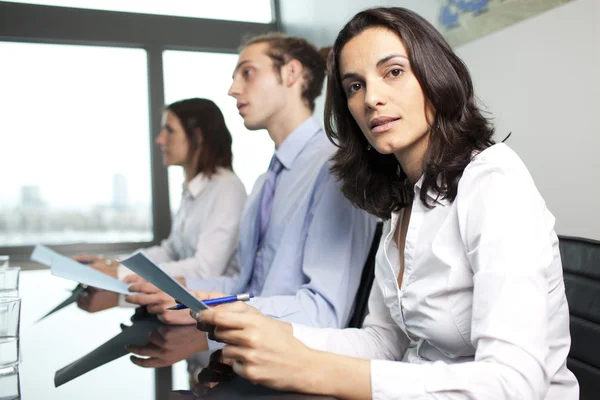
[257,155,284,245]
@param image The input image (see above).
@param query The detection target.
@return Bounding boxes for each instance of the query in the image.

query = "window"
[162,50,274,210]
[0,42,153,246]
[0,1,277,260]
[4,0,273,23]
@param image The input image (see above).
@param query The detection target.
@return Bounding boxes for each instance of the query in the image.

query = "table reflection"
[19,271,170,399]
[0,368,20,400]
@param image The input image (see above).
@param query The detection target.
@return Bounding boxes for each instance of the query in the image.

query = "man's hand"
[124,276,226,325]
[155,290,228,325]
[124,276,177,314]
[126,324,209,368]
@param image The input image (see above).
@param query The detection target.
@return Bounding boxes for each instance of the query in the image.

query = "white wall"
[280,0,600,240]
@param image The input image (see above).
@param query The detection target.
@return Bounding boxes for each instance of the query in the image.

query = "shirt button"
[256,251,261,257]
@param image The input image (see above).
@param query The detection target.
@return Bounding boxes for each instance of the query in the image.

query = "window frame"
[0,1,280,262]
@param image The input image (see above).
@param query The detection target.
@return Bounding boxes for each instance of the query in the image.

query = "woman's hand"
[72,253,100,264]
[76,287,119,312]
[73,254,119,277]
[192,302,318,393]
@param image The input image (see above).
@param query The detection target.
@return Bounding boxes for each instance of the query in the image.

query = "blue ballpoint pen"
[167,293,254,310]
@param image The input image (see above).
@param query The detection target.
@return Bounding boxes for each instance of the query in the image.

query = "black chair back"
[347,222,383,329]
[559,235,600,400]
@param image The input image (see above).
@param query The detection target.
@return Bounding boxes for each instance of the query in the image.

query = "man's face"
[228,42,287,131]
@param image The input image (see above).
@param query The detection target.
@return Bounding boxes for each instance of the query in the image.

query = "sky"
[0,42,151,210]
[0,43,273,212]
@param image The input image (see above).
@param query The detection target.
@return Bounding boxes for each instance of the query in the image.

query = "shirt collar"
[389,174,448,223]
[274,116,322,170]
[183,172,210,199]
[414,175,448,207]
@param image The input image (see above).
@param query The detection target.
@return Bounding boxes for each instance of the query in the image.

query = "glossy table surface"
[14,270,336,399]
[15,270,189,399]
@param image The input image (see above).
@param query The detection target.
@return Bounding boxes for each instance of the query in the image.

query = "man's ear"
[283,59,304,88]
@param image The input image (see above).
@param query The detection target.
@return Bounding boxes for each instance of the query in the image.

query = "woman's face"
[156,111,192,167]
[339,27,433,161]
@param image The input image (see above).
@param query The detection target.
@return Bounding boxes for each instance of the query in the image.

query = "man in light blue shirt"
[186,115,374,328]
[125,33,377,371]
[187,33,376,328]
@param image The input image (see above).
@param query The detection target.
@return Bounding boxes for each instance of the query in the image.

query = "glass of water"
[0,368,20,399]
[0,297,21,374]
[0,267,20,298]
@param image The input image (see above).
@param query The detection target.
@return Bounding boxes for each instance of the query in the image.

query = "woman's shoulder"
[455,143,544,210]
[211,168,247,193]
[461,143,534,186]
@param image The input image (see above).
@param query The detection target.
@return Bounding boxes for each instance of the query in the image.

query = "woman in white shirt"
[191,7,579,400]
[77,98,246,280]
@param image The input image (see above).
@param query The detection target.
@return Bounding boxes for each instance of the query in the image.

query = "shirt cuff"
[370,360,426,400]
[292,323,330,352]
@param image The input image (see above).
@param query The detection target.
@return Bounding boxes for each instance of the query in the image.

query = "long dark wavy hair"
[325,7,495,219]
[166,98,233,178]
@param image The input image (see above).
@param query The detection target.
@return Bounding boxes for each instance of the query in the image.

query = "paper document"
[30,244,133,295]
[31,243,62,266]
[119,251,208,312]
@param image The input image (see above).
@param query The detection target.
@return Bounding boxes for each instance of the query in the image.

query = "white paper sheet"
[30,243,61,266]
[30,244,134,295]
[119,251,208,312]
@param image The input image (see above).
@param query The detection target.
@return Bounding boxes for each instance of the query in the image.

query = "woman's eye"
[388,69,403,77]
[347,83,363,94]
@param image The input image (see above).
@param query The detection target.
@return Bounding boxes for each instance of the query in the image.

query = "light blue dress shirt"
[186,116,377,329]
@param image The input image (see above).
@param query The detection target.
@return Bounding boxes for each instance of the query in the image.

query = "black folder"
[54,314,163,387]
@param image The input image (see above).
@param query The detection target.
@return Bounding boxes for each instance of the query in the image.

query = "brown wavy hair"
[241,33,327,111]
[325,7,495,219]
[166,98,233,179]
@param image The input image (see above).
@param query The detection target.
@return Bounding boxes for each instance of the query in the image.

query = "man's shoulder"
[296,129,335,166]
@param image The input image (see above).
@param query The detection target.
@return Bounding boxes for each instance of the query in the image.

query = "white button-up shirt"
[294,144,579,399]
[118,167,246,279]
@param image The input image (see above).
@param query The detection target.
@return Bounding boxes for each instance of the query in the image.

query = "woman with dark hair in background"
[192,8,579,399]
[77,98,246,280]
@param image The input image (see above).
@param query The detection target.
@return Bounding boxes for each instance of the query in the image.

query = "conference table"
[12,270,336,399]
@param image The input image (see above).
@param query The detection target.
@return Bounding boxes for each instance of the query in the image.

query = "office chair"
[559,235,600,400]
